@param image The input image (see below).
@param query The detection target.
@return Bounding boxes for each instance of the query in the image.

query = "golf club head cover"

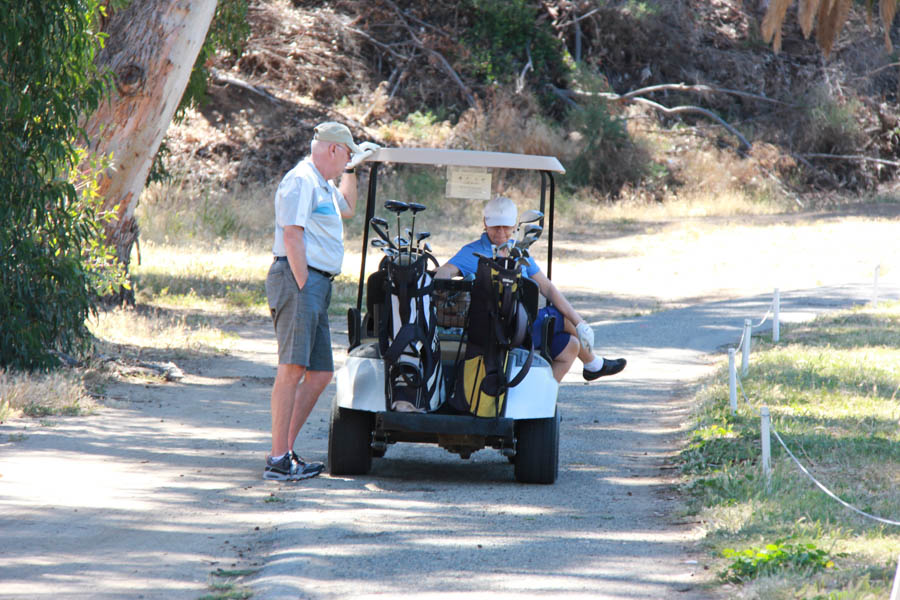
[576,321,594,353]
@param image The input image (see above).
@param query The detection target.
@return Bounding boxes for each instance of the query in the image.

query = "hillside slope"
[160,0,899,201]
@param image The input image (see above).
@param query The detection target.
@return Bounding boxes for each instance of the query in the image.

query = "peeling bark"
[81,0,217,276]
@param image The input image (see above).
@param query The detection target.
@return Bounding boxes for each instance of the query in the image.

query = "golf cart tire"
[328,404,373,475]
[513,409,560,484]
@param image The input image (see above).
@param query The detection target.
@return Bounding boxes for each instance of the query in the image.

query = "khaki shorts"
[266,260,334,371]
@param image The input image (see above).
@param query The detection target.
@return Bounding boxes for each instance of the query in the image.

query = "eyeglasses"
[334,144,351,161]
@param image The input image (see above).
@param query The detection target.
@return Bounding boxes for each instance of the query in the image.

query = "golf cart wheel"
[513,409,560,484]
[328,403,373,475]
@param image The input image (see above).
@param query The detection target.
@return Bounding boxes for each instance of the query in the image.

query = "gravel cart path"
[1,211,897,600]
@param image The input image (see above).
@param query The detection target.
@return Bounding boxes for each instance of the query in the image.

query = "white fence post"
[760,406,771,487]
[741,318,752,376]
[729,348,737,414]
[874,265,881,308]
[773,288,780,343]
[891,554,900,600]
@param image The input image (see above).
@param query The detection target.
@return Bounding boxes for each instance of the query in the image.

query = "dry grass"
[449,90,570,158]
[138,178,274,249]
[88,306,240,358]
[0,369,98,419]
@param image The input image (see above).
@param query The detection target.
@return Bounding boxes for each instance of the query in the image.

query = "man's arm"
[337,172,357,218]
[284,225,308,289]
[434,262,461,279]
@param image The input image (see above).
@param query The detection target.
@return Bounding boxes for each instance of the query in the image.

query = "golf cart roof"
[367,148,565,173]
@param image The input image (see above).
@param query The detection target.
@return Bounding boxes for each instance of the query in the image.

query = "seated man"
[435,195,626,383]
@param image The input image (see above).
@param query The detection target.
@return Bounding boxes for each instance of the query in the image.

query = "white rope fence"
[725,280,900,530]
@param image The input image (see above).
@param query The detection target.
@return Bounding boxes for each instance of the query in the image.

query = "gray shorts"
[266,260,334,371]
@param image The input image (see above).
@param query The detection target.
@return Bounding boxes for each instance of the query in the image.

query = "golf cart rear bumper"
[376,411,514,438]
[373,411,516,457]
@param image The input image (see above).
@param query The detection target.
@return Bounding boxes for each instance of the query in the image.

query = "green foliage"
[463,0,567,86]
[176,0,250,120]
[0,1,115,370]
[795,85,865,155]
[720,539,836,582]
[681,303,900,597]
[565,67,651,194]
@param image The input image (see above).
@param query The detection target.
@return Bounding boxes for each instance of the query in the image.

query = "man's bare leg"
[287,369,333,448]
[271,363,305,457]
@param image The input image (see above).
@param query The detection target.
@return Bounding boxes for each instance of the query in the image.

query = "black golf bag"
[378,253,444,412]
[450,255,534,417]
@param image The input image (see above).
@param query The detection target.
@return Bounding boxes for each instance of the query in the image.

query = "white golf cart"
[330,148,565,484]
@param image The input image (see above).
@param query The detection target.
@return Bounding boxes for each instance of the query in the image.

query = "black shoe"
[263,452,324,481]
[291,451,325,480]
[263,453,299,481]
[583,358,626,381]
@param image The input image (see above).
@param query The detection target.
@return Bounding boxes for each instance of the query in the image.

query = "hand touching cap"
[346,141,381,170]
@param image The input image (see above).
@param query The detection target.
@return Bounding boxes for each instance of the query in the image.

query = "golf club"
[369,217,394,248]
[383,200,410,254]
[407,202,426,253]
[515,209,543,242]
[415,231,430,254]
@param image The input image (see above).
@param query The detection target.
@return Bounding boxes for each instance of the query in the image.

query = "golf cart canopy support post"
[354,148,564,314]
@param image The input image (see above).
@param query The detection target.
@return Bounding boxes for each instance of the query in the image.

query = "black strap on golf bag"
[378,253,443,412]
[450,255,534,417]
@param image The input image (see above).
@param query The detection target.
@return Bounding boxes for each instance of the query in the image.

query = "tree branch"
[800,153,900,167]
[556,7,603,28]
[516,44,533,94]
[382,0,477,108]
[630,97,751,151]
[572,82,793,106]
[549,83,752,151]
[346,26,409,62]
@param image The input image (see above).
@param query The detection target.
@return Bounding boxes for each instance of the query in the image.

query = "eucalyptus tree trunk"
[81,0,217,290]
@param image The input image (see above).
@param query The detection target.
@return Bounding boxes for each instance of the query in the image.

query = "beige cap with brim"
[314,121,359,153]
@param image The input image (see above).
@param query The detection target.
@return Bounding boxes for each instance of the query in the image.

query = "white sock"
[584,357,603,371]
[270,452,288,462]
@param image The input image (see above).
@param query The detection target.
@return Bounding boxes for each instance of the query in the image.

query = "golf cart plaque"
[446,166,491,200]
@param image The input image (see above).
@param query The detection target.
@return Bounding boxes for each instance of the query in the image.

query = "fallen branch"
[549,83,752,151]
[546,83,579,109]
[346,26,409,62]
[572,82,794,107]
[516,45,533,94]
[800,153,900,167]
[555,6,603,28]
[210,68,280,104]
[631,97,751,151]
[382,0,477,108]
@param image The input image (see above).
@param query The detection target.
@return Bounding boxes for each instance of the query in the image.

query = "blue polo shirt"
[447,233,540,279]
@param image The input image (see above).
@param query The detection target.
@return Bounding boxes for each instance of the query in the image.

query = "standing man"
[264,122,378,481]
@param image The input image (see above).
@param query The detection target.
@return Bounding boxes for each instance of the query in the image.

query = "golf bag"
[378,253,443,412]
[451,256,534,417]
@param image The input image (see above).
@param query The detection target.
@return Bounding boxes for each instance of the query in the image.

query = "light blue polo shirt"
[447,233,540,279]
[272,158,348,274]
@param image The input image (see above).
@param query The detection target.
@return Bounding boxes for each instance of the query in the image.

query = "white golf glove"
[575,321,594,353]
[346,141,381,170]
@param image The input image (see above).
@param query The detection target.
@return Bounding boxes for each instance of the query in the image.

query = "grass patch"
[0,369,98,419]
[681,301,900,599]
[88,306,240,359]
[198,567,259,600]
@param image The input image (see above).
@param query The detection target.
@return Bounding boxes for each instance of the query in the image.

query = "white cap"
[483,196,517,227]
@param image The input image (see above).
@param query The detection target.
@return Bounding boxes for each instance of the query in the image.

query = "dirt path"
[1,210,898,599]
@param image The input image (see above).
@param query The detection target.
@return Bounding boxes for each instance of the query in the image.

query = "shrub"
[0,2,114,370]
[564,68,652,195]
